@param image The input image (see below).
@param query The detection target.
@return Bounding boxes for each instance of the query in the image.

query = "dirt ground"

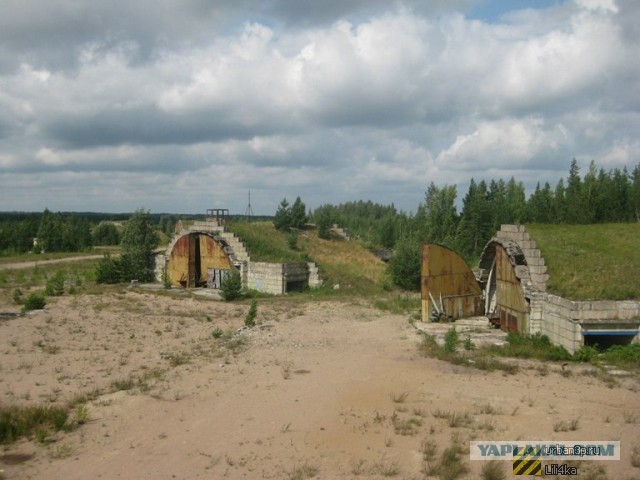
[0,289,639,479]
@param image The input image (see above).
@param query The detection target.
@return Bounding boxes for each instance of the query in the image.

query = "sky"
[0,0,638,215]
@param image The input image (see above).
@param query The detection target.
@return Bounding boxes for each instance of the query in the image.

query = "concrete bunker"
[421,225,640,353]
[155,214,323,295]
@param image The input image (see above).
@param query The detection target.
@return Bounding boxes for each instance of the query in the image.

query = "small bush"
[481,460,506,480]
[574,345,599,362]
[95,254,121,284]
[211,327,224,339]
[74,404,89,425]
[12,288,23,305]
[488,332,571,361]
[444,328,458,354]
[45,271,65,296]
[287,233,298,250]
[220,269,242,301]
[245,299,258,327]
[161,264,171,289]
[22,293,46,312]
[430,443,469,480]
[601,343,640,369]
[0,405,69,444]
[463,337,475,351]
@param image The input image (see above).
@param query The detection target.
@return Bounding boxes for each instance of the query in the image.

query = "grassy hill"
[526,223,640,300]
[227,221,387,295]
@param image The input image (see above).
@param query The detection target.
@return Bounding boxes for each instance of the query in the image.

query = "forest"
[309,160,640,290]
[1,160,639,288]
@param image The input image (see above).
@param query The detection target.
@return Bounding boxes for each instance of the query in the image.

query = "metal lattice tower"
[245,190,254,219]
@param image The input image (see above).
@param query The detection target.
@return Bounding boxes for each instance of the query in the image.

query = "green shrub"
[245,299,258,327]
[601,344,640,369]
[388,237,421,291]
[45,271,65,296]
[161,264,171,289]
[22,293,46,312]
[0,405,69,444]
[220,269,242,301]
[12,288,23,305]
[211,327,224,339]
[463,337,475,351]
[95,254,120,284]
[444,328,458,354]
[574,345,599,362]
[287,233,298,250]
[489,332,571,361]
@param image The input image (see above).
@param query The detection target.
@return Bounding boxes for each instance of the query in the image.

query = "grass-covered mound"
[226,221,387,295]
[526,223,640,300]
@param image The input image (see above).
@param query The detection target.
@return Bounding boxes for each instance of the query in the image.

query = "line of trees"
[311,160,640,290]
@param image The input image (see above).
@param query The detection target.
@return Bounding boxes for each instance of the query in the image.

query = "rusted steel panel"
[199,235,232,274]
[421,244,483,321]
[168,234,191,287]
[495,247,527,313]
[494,245,529,333]
[168,233,233,287]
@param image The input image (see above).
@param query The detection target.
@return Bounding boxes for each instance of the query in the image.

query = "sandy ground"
[0,289,639,479]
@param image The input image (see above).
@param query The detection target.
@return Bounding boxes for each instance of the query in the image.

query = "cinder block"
[523,249,541,258]
[501,225,519,233]
[592,301,618,311]
[618,300,640,310]
[528,265,547,275]
[526,256,545,267]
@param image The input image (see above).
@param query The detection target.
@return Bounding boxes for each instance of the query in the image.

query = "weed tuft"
[287,462,319,480]
[481,460,506,480]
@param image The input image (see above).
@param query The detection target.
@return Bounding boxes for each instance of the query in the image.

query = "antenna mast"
[245,190,254,219]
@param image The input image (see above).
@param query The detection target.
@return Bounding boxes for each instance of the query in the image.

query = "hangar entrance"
[167,232,234,288]
[478,240,530,333]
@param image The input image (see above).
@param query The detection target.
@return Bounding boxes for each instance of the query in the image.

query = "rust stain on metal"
[421,244,483,322]
[481,241,530,333]
[167,233,233,287]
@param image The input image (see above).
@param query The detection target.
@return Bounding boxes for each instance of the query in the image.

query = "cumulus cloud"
[0,0,638,213]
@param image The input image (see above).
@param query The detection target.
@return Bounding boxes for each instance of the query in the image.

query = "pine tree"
[554,179,567,223]
[456,179,492,259]
[630,163,640,221]
[565,159,587,223]
[423,182,458,246]
[273,198,291,231]
[505,177,526,223]
[290,196,308,229]
[119,209,159,282]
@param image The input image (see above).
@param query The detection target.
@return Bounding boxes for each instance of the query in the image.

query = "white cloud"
[0,0,638,213]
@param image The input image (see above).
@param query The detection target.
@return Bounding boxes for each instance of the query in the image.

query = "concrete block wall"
[246,261,324,294]
[189,220,223,233]
[153,254,167,282]
[308,262,323,288]
[283,262,309,282]
[529,293,640,353]
[535,295,582,353]
[218,231,250,263]
[496,225,548,291]
[247,262,286,295]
